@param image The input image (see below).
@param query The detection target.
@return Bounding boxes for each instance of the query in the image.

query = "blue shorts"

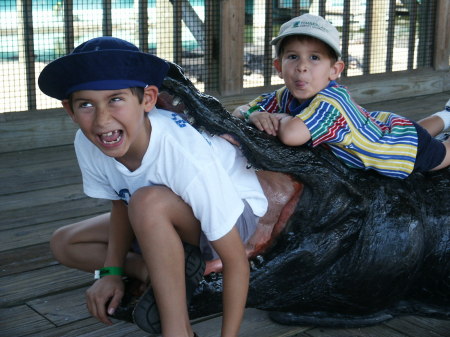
[413,122,446,172]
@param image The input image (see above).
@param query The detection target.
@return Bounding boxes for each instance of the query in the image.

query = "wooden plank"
[0,183,86,212]
[341,70,446,104]
[400,316,450,337]
[0,264,91,307]
[0,211,112,252]
[304,322,409,337]
[15,317,142,337]
[25,318,104,337]
[0,304,55,336]
[0,159,81,194]
[0,109,77,153]
[28,288,90,326]
[362,91,449,116]
[0,220,61,252]
[0,197,109,232]
[193,308,311,337]
[0,243,57,277]
[73,320,148,337]
[0,145,75,170]
[383,315,448,337]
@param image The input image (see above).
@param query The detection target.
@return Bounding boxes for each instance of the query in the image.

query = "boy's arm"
[86,199,133,325]
[277,115,312,146]
[232,104,251,119]
[211,227,250,337]
[232,104,288,136]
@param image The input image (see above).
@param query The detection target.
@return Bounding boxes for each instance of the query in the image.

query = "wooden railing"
[3,0,449,114]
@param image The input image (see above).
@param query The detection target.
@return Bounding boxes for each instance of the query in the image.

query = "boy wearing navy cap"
[39,37,268,337]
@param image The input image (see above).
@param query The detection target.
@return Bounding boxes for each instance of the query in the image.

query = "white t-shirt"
[74,108,268,241]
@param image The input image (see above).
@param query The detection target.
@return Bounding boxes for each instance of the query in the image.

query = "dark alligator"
[158,62,450,327]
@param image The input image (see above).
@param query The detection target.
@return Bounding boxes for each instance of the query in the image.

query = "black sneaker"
[132,242,205,334]
[109,278,143,323]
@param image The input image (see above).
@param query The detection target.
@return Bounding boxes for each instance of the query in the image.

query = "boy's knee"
[128,186,176,228]
[129,186,170,211]
[50,226,70,262]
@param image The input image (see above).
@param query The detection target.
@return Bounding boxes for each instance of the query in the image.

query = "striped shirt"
[249,82,418,179]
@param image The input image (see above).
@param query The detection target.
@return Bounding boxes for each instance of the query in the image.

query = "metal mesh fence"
[0,0,438,113]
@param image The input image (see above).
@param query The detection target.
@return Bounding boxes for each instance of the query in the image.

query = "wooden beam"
[434,0,450,71]
[204,1,220,92]
[370,0,388,74]
[102,0,112,36]
[64,0,75,53]
[219,0,245,95]
[263,0,273,87]
[17,0,36,110]
[135,0,149,52]
[157,0,175,61]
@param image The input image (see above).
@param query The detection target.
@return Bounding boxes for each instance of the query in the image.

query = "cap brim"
[270,32,342,58]
[38,50,169,100]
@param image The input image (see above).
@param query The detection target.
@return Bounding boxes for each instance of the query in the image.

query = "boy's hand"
[86,275,124,325]
[249,111,286,136]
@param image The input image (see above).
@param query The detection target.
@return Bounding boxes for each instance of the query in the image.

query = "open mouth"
[99,130,123,145]
[204,171,303,275]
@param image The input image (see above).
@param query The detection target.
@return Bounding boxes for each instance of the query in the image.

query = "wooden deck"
[1,91,450,337]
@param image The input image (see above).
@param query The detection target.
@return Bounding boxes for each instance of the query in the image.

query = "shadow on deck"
[1,91,450,337]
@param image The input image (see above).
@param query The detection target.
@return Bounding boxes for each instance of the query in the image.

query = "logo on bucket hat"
[38,36,169,100]
[271,14,341,58]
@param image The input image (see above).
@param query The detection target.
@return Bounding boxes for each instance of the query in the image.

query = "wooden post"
[254,0,273,87]
[17,0,36,110]
[340,0,350,77]
[385,0,396,72]
[63,0,75,53]
[173,0,182,65]
[219,0,245,95]
[263,0,273,87]
[369,0,388,74]
[157,0,174,61]
[204,1,219,92]
[102,0,112,36]
[135,0,149,52]
[434,0,450,71]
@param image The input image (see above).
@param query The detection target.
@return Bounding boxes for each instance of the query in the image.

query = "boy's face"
[274,37,344,102]
[63,86,157,162]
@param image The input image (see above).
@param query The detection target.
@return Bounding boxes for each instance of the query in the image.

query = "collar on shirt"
[288,80,339,115]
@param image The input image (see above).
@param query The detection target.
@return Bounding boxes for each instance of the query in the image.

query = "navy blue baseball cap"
[38,36,169,100]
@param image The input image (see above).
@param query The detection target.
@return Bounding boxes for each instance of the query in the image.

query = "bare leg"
[417,115,445,137]
[50,212,147,282]
[128,185,201,337]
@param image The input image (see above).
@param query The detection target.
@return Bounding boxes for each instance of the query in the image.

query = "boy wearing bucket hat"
[234,14,450,179]
[39,36,268,336]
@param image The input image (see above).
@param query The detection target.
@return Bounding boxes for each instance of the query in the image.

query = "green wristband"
[240,105,263,122]
[94,266,124,280]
